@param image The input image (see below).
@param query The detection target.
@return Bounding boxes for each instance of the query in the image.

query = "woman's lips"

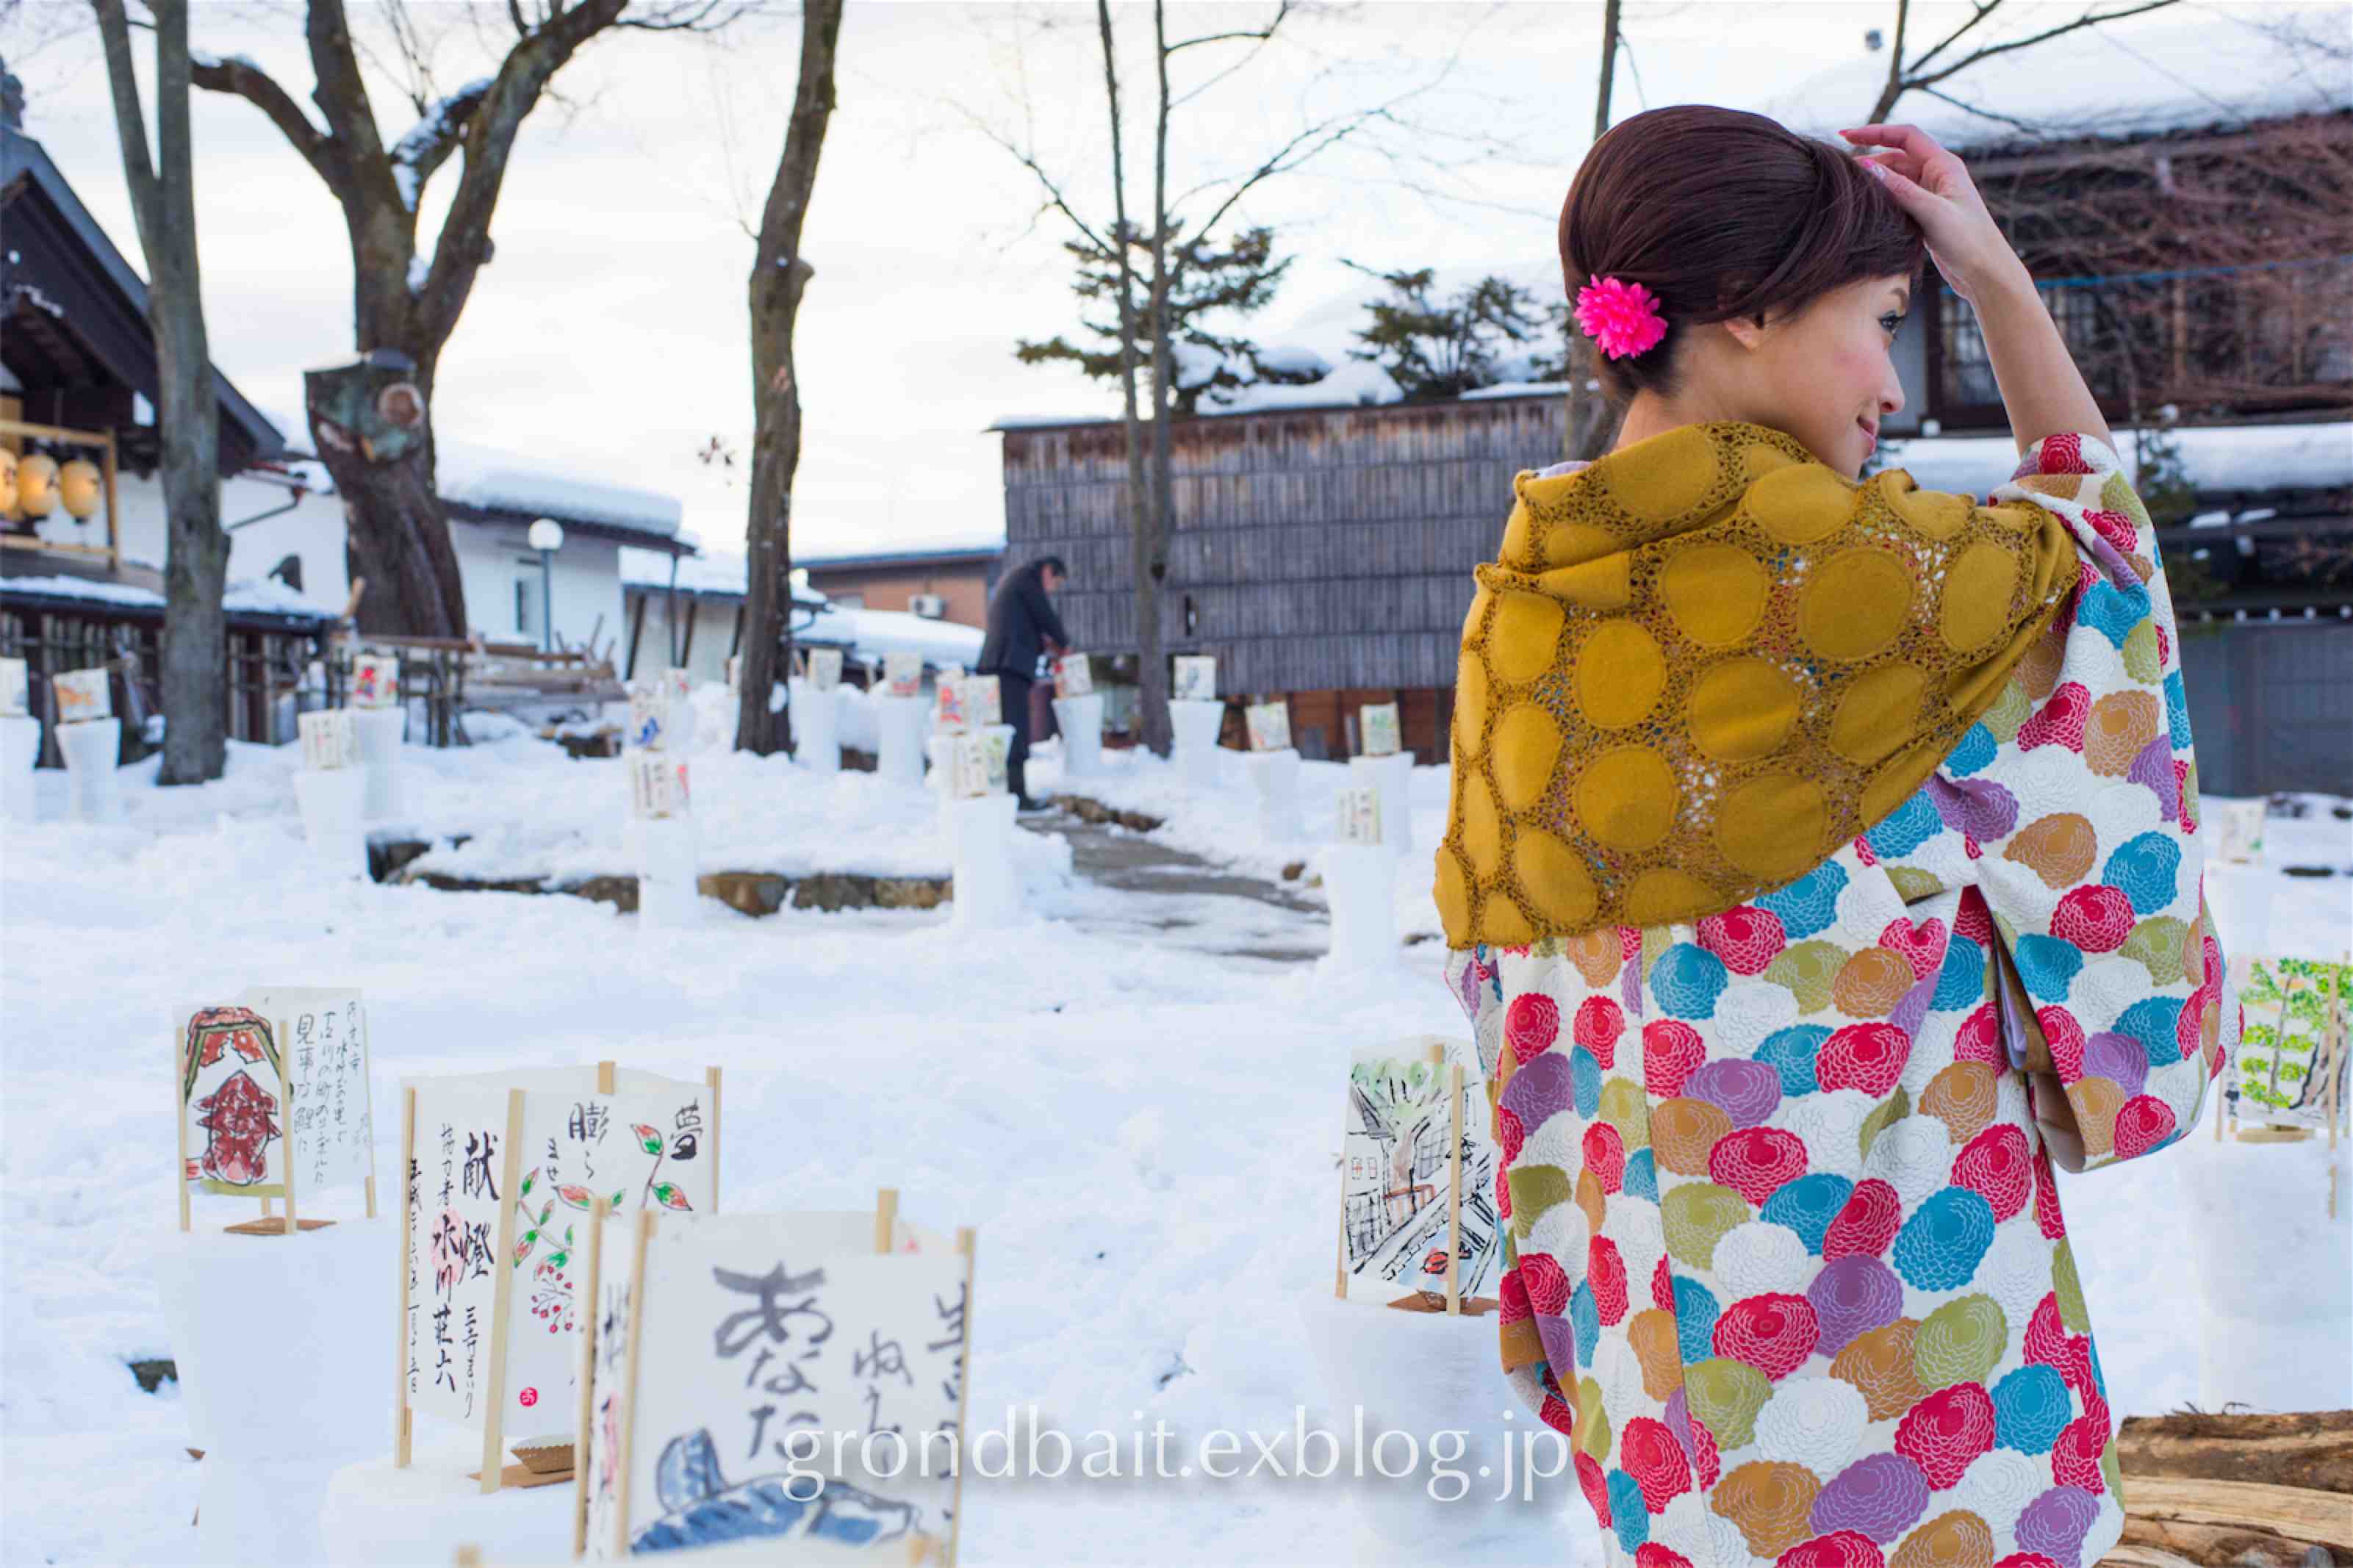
[1857,418,1878,453]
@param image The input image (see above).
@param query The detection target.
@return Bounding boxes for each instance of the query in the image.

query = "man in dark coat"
[975,555,1069,811]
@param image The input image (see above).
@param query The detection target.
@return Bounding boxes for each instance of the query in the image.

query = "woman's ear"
[1720,312,1770,352]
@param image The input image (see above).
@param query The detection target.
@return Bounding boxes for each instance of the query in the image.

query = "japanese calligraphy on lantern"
[1171,655,1217,702]
[351,652,399,710]
[805,648,843,691]
[0,656,27,716]
[1338,1039,1501,1309]
[1245,701,1291,753]
[179,1004,289,1198]
[400,1067,719,1447]
[240,988,373,1194]
[51,666,110,724]
[1337,785,1382,846]
[1052,655,1092,700]
[883,651,923,700]
[631,756,690,820]
[1358,702,1401,758]
[299,710,357,771]
[581,1213,971,1560]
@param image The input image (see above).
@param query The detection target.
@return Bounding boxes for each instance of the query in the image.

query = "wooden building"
[799,541,1002,628]
[995,391,1565,762]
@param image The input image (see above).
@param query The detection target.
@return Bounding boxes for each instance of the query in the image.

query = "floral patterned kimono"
[1439,430,2235,1568]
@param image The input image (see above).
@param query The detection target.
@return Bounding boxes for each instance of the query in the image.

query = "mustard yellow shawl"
[1435,420,2079,946]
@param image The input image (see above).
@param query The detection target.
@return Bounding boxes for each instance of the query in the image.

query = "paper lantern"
[16,453,57,518]
[58,458,101,520]
[0,448,17,514]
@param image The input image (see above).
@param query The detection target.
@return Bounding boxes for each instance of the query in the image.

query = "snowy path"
[1027,812,1332,965]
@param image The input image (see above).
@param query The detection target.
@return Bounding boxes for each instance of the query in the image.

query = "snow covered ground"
[1,724,2346,1567]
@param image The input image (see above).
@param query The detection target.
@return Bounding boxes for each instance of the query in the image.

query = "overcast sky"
[2,1,2323,563]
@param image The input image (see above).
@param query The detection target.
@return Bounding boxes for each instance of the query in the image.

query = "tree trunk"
[1566,0,1625,466]
[1096,1,1162,758]
[1136,0,1176,757]
[95,0,228,784]
[733,0,843,757]
[305,353,467,638]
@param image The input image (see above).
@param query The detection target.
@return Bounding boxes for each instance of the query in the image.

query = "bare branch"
[612,0,761,33]
[1164,1,1290,56]
[1905,0,2181,93]
[953,106,1117,256]
[187,47,343,193]
[1903,0,1998,79]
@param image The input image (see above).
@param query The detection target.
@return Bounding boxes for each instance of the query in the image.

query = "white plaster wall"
[33,468,636,653]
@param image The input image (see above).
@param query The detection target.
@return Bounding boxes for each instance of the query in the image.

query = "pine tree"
[1344,265,1560,401]
[1017,223,1303,417]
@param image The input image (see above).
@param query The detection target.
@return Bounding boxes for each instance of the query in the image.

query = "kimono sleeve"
[1939,431,2236,1172]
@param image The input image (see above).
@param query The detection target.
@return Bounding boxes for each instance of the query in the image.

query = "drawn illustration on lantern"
[933,676,969,733]
[1171,655,1218,702]
[180,1007,288,1198]
[51,666,111,724]
[1245,700,1291,753]
[1053,653,1093,699]
[963,673,1002,727]
[1336,1037,1501,1311]
[625,680,672,752]
[1359,702,1401,758]
[351,652,400,709]
[883,650,923,699]
[300,709,358,770]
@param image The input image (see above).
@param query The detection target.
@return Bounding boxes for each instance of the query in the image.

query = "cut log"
[2118,1411,2353,1495]
[2116,1514,2333,1568]
[2122,1477,2353,1552]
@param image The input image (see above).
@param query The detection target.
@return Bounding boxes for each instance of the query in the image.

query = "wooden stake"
[875,1187,899,1254]
[705,1066,722,1212]
[278,1018,298,1236]
[597,1060,615,1096]
[572,1198,611,1558]
[1333,1202,1348,1301]
[478,1087,527,1496]
[396,1085,416,1467]
[946,1227,976,1568]
[365,1172,378,1221]
[453,1547,483,1568]
[175,1023,192,1234]
[1445,1062,1463,1317]
[613,1209,656,1558]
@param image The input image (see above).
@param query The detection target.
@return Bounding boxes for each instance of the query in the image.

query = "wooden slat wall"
[999,395,1568,703]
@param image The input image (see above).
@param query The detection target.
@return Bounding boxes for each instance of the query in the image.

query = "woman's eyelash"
[1881,312,1908,334]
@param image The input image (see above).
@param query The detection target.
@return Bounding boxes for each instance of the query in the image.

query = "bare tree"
[732,0,843,756]
[977,1,1500,754]
[91,0,228,783]
[192,0,753,638]
[1862,0,2181,128]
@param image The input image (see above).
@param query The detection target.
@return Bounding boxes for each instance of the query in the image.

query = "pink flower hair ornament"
[1573,276,1667,360]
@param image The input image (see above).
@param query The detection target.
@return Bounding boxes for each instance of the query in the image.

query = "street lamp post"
[527,518,565,652]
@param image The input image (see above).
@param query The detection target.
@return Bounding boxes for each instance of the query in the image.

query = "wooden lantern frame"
[0,417,121,572]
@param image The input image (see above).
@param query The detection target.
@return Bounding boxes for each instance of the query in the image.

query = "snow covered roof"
[1885,420,2352,497]
[619,547,822,604]
[1756,9,2351,148]
[434,440,683,539]
[802,602,983,667]
[798,536,1003,569]
[0,572,340,622]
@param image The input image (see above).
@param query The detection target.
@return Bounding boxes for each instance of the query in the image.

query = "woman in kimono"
[1437,106,2233,1568]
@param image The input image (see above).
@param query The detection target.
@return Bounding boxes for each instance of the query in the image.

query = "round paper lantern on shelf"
[0,448,17,514]
[58,457,101,520]
[16,453,58,518]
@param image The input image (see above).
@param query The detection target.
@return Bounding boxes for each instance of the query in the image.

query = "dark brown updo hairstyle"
[1561,104,1925,404]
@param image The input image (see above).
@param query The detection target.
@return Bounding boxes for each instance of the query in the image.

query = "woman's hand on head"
[1839,123,2028,305]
